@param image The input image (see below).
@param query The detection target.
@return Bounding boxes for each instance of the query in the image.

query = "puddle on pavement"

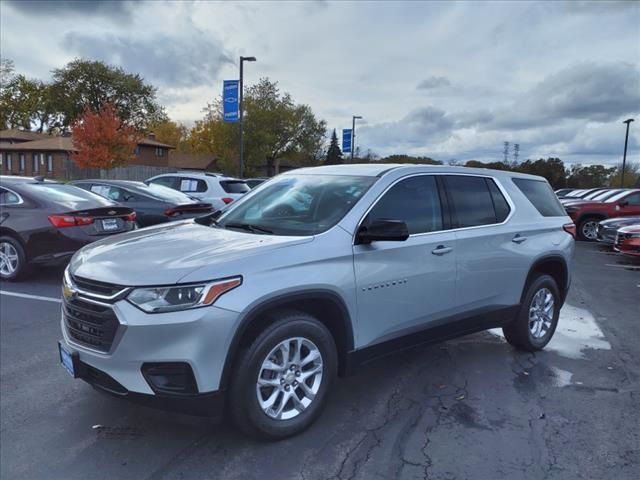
[549,366,573,387]
[490,303,611,359]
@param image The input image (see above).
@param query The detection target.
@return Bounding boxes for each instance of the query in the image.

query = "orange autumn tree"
[71,103,138,169]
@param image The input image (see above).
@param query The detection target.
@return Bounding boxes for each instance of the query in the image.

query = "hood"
[70,221,312,286]
[619,225,640,234]
[600,216,640,227]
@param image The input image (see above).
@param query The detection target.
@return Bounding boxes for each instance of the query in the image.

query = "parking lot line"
[604,264,640,270]
[0,291,62,303]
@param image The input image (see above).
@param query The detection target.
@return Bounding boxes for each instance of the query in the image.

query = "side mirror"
[123,194,135,202]
[618,201,629,208]
[356,219,409,245]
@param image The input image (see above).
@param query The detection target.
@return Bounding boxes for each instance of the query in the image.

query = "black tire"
[503,274,560,352]
[577,216,602,241]
[229,310,337,440]
[0,235,28,282]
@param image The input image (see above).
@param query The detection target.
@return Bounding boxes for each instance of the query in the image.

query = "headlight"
[127,277,242,313]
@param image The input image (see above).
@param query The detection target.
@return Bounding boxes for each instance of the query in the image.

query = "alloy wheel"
[528,287,555,339]
[256,337,323,420]
[581,221,598,240]
[0,242,19,277]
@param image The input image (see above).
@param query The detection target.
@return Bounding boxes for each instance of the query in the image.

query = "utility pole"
[513,143,520,164]
[239,55,256,178]
[351,115,362,162]
[621,118,634,187]
[503,141,509,163]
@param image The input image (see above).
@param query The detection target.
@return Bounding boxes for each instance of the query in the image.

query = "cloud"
[417,76,452,90]
[63,30,233,88]
[360,106,454,150]
[5,0,134,19]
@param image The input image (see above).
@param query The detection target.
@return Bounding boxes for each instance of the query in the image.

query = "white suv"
[146,172,251,210]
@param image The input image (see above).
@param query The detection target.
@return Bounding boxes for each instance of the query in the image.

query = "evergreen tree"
[325,129,343,165]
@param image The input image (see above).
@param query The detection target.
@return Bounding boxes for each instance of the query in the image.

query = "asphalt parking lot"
[1,242,639,480]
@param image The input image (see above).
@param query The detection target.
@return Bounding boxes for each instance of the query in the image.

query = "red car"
[614,225,640,258]
[565,189,640,240]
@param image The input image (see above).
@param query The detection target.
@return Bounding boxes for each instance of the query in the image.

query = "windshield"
[592,189,623,201]
[216,174,376,235]
[23,183,112,204]
[605,190,637,203]
[135,183,197,203]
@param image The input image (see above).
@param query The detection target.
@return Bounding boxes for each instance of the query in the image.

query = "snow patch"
[549,366,573,387]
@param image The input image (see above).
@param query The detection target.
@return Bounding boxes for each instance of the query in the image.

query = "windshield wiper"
[224,222,273,234]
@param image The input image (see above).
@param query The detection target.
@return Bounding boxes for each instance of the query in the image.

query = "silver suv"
[58,164,574,439]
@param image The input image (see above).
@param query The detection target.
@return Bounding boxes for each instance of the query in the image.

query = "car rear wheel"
[229,310,337,440]
[0,236,28,281]
[577,216,601,241]
[503,274,560,352]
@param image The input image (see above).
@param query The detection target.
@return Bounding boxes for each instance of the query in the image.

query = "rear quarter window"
[220,180,250,194]
[512,178,566,217]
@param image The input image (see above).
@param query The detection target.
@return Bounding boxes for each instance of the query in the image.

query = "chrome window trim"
[353,172,516,244]
[0,186,25,206]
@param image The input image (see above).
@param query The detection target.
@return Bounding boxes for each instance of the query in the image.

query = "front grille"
[71,275,125,298]
[63,297,120,353]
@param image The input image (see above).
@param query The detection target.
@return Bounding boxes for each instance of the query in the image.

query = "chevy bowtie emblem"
[62,283,77,301]
[108,210,116,215]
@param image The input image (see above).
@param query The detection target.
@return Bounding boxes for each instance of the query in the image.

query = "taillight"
[125,212,137,222]
[164,208,178,217]
[563,223,576,239]
[48,215,95,228]
[222,197,234,205]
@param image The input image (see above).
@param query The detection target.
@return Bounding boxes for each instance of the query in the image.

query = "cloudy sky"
[1,0,639,165]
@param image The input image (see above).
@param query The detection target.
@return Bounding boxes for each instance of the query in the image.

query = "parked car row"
[596,216,640,258]
[0,172,254,280]
[554,187,640,241]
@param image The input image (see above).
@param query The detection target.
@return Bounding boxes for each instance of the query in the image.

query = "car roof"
[285,163,545,181]
[72,179,146,188]
[0,175,59,185]
[147,172,241,181]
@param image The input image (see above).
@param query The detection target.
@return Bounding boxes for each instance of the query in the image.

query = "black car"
[70,179,214,227]
[596,216,640,245]
[0,176,136,281]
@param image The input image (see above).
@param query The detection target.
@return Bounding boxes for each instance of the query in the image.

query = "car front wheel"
[229,310,337,440]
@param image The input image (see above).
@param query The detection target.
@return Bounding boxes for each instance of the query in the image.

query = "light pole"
[351,115,362,162]
[239,55,256,178]
[621,118,634,187]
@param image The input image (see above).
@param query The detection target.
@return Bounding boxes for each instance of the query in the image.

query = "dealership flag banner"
[342,129,352,153]
[223,80,240,123]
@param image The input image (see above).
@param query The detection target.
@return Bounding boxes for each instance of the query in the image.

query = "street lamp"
[621,118,634,187]
[239,55,257,178]
[351,115,363,162]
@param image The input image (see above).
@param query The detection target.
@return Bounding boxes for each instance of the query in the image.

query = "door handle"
[512,234,527,244]
[431,245,453,255]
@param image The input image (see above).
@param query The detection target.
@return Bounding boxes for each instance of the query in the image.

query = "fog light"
[141,362,198,395]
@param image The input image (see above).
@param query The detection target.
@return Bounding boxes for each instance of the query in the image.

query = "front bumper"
[60,296,241,401]
[596,226,617,245]
[60,344,225,417]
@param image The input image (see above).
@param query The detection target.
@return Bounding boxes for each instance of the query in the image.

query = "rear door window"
[179,178,208,193]
[220,180,251,194]
[367,175,443,234]
[444,175,501,227]
[512,178,566,217]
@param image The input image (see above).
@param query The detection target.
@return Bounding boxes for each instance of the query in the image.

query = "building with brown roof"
[0,130,174,178]
[168,153,218,172]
